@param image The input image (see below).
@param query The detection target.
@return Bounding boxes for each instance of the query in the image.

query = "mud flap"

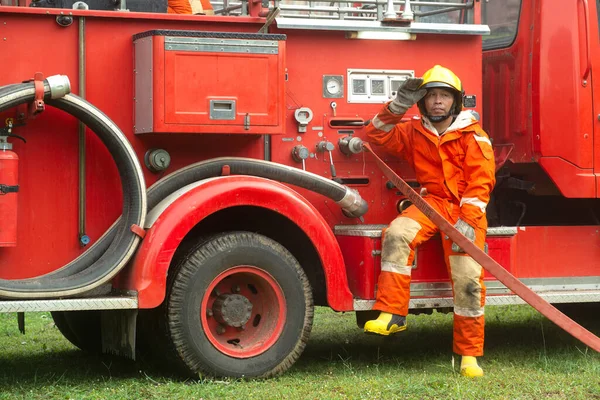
[101,309,138,360]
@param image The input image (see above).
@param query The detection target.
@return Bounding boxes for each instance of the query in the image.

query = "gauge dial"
[323,75,343,98]
[326,79,341,94]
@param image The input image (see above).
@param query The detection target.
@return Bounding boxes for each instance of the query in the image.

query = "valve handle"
[5,133,27,143]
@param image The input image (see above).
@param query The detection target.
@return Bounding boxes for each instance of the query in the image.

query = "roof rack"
[211,0,489,35]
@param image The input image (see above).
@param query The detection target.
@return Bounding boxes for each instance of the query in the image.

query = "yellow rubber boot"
[363,312,407,336]
[460,356,484,378]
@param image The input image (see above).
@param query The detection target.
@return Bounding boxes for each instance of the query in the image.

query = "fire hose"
[363,143,600,353]
[0,74,368,299]
[0,76,147,299]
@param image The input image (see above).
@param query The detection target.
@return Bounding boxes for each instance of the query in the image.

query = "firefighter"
[363,65,495,378]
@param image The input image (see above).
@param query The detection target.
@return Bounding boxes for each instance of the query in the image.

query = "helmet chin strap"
[427,114,452,123]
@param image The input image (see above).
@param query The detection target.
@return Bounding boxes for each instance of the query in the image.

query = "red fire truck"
[0,0,597,378]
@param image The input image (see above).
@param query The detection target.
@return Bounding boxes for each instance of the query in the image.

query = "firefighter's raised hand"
[388,77,427,115]
[452,218,475,253]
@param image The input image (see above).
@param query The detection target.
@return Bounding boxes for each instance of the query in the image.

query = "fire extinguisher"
[0,122,25,247]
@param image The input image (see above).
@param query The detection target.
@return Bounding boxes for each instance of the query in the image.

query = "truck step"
[0,296,138,313]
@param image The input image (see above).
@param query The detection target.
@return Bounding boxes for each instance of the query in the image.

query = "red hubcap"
[201,266,286,358]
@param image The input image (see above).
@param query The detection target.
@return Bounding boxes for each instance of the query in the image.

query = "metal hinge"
[0,184,19,195]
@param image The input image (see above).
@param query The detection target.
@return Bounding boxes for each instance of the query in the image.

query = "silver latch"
[294,107,313,133]
[210,100,236,120]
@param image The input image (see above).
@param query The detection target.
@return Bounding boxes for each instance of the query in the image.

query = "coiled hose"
[0,78,368,299]
[0,77,147,298]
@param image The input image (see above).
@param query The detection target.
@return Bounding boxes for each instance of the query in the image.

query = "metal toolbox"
[133,30,287,135]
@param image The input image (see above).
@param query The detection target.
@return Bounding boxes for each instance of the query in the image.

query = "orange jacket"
[168,0,193,14]
[367,104,496,228]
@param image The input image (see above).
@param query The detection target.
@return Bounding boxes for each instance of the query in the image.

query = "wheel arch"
[121,176,353,311]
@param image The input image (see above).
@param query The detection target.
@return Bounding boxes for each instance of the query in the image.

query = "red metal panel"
[164,51,280,127]
[538,0,594,169]
[123,176,354,311]
[139,33,286,134]
[336,235,380,299]
[484,0,598,195]
[336,232,515,299]
[482,1,535,163]
[0,12,82,278]
[589,0,600,186]
[411,236,514,283]
[538,156,596,198]
[513,226,600,278]
[404,226,600,281]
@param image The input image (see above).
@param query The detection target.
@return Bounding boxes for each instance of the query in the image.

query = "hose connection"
[336,187,369,218]
[46,75,71,99]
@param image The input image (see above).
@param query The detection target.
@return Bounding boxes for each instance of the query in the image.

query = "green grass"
[1,305,599,399]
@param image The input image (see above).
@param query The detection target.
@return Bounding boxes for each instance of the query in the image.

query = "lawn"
[0,305,599,399]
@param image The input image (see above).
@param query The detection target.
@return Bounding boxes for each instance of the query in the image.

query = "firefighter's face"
[423,88,454,117]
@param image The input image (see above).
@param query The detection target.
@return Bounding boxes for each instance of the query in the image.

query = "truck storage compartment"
[335,225,384,300]
[133,30,287,135]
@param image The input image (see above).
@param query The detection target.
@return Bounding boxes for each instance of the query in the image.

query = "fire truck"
[0,0,598,379]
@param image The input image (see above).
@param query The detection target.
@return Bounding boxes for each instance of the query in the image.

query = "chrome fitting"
[46,75,71,99]
[336,188,369,217]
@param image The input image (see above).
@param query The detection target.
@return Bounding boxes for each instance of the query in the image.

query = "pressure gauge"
[327,79,341,95]
[323,75,344,98]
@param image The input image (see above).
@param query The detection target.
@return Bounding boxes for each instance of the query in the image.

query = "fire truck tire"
[165,231,314,378]
[50,311,102,353]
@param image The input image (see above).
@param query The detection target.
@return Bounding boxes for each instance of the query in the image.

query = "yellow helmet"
[420,64,462,92]
[418,65,464,117]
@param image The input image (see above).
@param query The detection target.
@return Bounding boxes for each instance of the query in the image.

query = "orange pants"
[374,195,487,356]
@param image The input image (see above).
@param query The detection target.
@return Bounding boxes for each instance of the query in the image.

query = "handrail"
[211,0,476,22]
[580,0,591,85]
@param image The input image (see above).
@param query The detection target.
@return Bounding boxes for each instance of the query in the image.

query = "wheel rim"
[201,266,287,358]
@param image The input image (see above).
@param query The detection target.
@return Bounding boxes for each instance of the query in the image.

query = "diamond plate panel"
[335,224,386,237]
[354,290,600,311]
[0,297,138,313]
[336,225,517,238]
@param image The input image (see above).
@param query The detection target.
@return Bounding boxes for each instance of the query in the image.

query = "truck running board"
[364,143,600,353]
[0,296,138,313]
[354,290,600,310]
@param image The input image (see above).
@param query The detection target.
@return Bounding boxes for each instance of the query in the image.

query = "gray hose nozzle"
[46,75,71,99]
[336,187,369,218]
